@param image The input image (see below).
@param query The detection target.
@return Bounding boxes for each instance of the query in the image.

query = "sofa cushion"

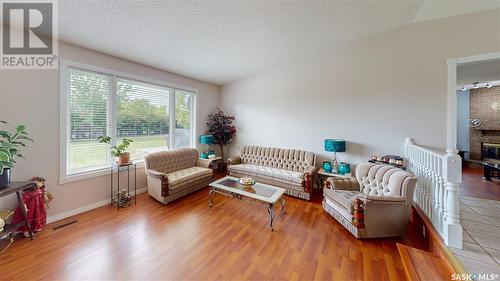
[228,164,304,185]
[167,167,212,189]
[144,148,198,174]
[323,188,365,213]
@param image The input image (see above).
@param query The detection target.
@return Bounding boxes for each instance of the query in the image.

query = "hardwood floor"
[460,164,500,200]
[0,188,407,281]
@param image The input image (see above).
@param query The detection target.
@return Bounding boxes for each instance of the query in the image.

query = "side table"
[0,181,37,240]
[200,156,223,172]
[110,162,137,209]
[316,168,352,190]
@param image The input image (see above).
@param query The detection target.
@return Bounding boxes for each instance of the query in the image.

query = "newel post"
[443,148,463,249]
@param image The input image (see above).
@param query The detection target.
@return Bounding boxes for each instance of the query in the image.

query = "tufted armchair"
[227,145,316,200]
[144,148,213,205]
[322,162,417,238]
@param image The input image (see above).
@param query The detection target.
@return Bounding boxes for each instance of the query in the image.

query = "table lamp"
[199,134,215,159]
[324,139,346,173]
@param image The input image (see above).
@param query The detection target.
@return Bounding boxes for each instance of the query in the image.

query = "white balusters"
[404,138,462,249]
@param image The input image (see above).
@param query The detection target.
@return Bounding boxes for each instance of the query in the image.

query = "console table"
[0,181,37,240]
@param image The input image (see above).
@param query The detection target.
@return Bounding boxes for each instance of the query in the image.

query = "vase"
[322,161,332,173]
[338,162,351,175]
[118,152,130,165]
[0,168,11,188]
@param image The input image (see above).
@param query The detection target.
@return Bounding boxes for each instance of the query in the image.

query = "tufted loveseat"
[323,162,417,238]
[227,145,316,200]
[144,148,213,205]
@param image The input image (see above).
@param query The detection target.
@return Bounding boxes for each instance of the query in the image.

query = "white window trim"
[59,59,198,184]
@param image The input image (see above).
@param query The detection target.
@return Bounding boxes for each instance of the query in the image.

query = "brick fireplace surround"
[470,85,500,161]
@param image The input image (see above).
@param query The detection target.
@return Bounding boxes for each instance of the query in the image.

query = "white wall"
[220,9,500,166]
[457,90,470,154]
[0,42,220,219]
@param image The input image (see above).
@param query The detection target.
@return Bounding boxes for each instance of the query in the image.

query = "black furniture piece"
[110,162,137,209]
[483,162,500,181]
[0,181,37,240]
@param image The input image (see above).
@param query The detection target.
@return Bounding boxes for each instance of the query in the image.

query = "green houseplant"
[0,121,33,187]
[97,135,134,165]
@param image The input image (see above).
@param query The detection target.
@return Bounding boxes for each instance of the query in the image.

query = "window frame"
[59,59,198,184]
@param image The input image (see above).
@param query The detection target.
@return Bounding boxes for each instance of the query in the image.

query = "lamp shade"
[199,134,215,145]
[324,139,346,152]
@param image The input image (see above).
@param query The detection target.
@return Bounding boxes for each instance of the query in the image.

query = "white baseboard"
[46,187,148,224]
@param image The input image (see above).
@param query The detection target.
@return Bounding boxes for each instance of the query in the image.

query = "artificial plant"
[206,108,236,160]
[97,136,134,157]
[0,121,33,175]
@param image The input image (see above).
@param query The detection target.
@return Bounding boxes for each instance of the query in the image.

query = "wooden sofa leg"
[352,198,365,228]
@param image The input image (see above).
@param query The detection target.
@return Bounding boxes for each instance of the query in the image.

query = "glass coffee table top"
[209,176,285,204]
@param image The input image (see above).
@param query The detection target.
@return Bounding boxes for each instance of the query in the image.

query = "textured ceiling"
[57,0,499,85]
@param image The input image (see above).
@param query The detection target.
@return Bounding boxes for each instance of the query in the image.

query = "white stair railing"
[404,138,462,249]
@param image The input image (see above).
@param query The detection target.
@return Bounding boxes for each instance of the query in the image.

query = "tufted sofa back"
[144,148,198,174]
[355,163,417,204]
[239,145,316,172]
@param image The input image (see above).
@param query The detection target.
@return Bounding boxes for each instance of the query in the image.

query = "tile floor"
[452,195,500,275]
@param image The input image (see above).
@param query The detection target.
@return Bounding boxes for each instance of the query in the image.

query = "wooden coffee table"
[208,176,286,231]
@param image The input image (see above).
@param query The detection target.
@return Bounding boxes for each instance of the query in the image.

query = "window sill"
[60,160,144,185]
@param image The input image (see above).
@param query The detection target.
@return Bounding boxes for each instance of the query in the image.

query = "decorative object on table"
[110,162,137,209]
[12,177,49,235]
[199,134,215,158]
[338,162,351,175]
[324,139,346,174]
[239,177,256,186]
[208,154,216,159]
[208,150,215,156]
[0,210,14,232]
[369,154,405,168]
[322,161,332,173]
[0,121,33,188]
[97,135,134,165]
[206,108,237,162]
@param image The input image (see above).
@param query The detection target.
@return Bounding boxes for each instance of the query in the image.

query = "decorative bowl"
[239,177,256,186]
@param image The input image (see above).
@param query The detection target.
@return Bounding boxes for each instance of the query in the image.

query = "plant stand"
[110,162,137,209]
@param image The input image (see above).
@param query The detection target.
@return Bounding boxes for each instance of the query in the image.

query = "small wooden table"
[200,156,223,172]
[0,181,37,240]
[483,162,500,181]
[316,168,352,190]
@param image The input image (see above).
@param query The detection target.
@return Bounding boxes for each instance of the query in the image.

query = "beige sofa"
[227,145,316,200]
[323,162,417,238]
[144,148,213,205]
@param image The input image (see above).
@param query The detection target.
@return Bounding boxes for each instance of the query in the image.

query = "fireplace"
[482,143,500,163]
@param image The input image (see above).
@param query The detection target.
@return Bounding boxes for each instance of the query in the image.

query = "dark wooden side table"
[483,162,500,181]
[0,181,37,240]
[110,162,137,209]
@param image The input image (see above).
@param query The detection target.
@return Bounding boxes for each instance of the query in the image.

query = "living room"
[0,1,499,280]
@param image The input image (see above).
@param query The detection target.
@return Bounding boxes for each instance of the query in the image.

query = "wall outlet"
[422,225,426,238]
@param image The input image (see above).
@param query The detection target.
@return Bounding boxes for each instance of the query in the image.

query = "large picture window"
[61,63,196,181]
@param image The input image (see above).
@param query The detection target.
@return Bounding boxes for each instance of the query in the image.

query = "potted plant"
[97,136,134,165]
[0,121,33,187]
[206,108,236,162]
